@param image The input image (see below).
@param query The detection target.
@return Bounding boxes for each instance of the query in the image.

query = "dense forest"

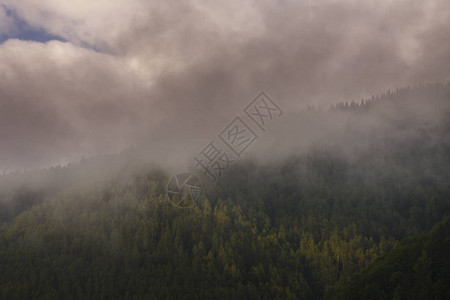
[334,215,450,299]
[0,83,449,299]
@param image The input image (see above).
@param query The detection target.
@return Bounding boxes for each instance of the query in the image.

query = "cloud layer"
[0,0,449,171]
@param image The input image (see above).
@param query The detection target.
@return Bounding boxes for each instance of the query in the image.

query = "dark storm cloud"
[0,0,449,171]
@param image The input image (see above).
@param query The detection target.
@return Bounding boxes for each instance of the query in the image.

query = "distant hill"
[0,83,449,299]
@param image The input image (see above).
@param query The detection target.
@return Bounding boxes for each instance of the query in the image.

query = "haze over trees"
[0,83,449,299]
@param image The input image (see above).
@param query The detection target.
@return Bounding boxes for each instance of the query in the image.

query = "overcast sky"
[0,0,449,171]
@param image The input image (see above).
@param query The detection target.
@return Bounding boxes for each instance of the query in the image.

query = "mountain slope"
[333,215,450,300]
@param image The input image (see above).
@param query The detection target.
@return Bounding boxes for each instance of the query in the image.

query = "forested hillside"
[334,215,450,300]
[0,83,449,299]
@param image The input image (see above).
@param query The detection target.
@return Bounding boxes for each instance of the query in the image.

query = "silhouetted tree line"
[330,82,450,112]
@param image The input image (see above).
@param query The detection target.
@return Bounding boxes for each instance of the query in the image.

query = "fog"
[0,0,450,172]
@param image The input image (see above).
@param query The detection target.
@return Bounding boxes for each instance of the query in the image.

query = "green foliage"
[333,216,450,300]
[0,148,448,299]
[0,83,449,299]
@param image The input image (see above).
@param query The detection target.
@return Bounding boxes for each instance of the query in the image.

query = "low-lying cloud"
[0,0,449,171]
